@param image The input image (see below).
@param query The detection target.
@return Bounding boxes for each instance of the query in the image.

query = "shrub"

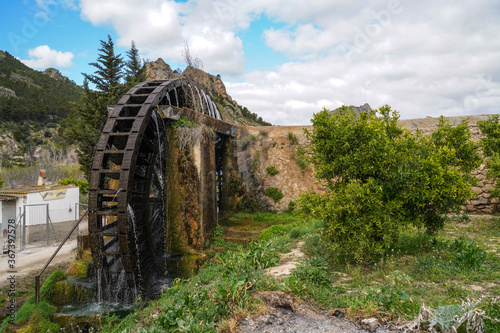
[173,117,196,128]
[265,187,284,203]
[478,115,500,198]
[299,106,481,261]
[292,146,308,170]
[288,132,298,145]
[58,177,89,194]
[266,166,279,176]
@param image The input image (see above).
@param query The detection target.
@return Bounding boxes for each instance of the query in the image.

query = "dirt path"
[0,239,78,288]
[238,242,393,333]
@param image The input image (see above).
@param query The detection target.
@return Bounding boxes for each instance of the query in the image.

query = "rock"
[331,103,372,116]
[0,86,17,98]
[484,184,495,191]
[146,58,178,80]
[466,204,476,212]
[182,66,228,98]
[332,309,345,318]
[478,197,489,204]
[43,68,68,82]
[361,318,379,332]
[472,186,482,194]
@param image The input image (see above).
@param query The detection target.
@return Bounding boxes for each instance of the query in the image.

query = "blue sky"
[1,0,499,125]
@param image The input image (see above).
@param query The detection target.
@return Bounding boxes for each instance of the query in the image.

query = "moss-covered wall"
[165,125,218,253]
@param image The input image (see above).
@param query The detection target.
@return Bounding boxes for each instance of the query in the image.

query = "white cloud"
[76,0,500,124]
[20,45,75,68]
[79,0,248,76]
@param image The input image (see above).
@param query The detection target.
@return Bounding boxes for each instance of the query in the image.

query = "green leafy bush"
[292,146,309,170]
[478,115,500,198]
[299,106,481,262]
[173,117,196,128]
[58,177,89,194]
[266,166,279,176]
[265,187,284,203]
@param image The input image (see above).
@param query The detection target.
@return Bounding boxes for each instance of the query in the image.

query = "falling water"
[201,90,213,118]
[166,92,171,105]
[195,86,204,114]
[112,188,122,202]
[97,268,102,302]
[187,84,196,110]
[173,87,179,107]
[210,100,221,120]
[127,204,144,295]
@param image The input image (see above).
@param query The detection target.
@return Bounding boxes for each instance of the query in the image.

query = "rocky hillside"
[0,50,81,168]
[0,50,82,126]
[146,58,271,126]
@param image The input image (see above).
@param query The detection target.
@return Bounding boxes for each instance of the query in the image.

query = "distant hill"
[0,50,82,129]
[0,50,82,168]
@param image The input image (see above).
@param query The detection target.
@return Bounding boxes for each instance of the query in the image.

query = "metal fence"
[1,202,86,253]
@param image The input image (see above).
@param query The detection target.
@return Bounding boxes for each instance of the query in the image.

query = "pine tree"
[82,34,124,102]
[124,41,147,88]
[63,35,125,179]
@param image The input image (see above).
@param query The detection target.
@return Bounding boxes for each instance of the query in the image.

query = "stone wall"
[232,114,498,214]
[25,220,78,244]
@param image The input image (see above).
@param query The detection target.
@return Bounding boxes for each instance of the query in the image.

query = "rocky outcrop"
[182,66,228,98]
[43,68,68,82]
[146,58,179,80]
[145,59,263,126]
[0,86,17,98]
[331,103,372,115]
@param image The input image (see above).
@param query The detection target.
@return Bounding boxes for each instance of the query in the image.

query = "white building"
[0,185,80,245]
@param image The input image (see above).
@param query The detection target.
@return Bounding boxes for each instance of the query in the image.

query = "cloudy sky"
[1,0,499,125]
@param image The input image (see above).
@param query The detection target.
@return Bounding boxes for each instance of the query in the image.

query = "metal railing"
[35,209,89,305]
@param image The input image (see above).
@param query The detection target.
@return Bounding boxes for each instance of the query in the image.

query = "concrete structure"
[0,185,80,245]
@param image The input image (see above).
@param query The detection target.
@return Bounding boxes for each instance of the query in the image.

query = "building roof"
[0,185,77,198]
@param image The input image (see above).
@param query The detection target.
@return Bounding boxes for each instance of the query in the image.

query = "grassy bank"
[2,212,500,332]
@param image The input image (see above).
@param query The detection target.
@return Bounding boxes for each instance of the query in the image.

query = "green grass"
[7,213,499,332]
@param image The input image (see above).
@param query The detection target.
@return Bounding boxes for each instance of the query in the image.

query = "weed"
[265,187,284,202]
[266,166,279,176]
[40,269,66,302]
[172,116,196,128]
[292,146,309,170]
[286,201,296,213]
[252,158,260,172]
[260,224,291,241]
[288,132,298,145]
[259,130,268,137]
[453,239,486,270]
[358,271,419,318]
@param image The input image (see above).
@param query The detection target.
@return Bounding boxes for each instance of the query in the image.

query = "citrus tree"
[478,115,500,198]
[298,106,480,262]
